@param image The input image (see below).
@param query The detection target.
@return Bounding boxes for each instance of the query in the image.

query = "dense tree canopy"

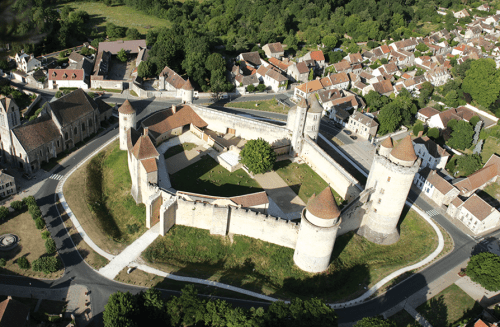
[354,316,396,327]
[467,252,500,291]
[240,138,277,174]
[462,59,500,108]
[448,120,474,150]
[456,154,482,176]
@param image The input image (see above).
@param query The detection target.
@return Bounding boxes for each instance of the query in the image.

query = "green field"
[275,160,344,206]
[225,98,290,115]
[143,208,438,302]
[169,155,262,197]
[61,2,171,35]
[417,284,482,327]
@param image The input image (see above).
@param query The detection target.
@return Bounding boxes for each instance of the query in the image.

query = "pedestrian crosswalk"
[49,174,64,180]
[426,209,439,217]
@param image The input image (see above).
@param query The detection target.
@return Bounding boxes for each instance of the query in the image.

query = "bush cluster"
[17,256,30,270]
[45,239,56,254]
[32,257,60,274]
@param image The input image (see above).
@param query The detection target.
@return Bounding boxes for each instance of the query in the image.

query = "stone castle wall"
[191,105,291,145]
[300,137,361,202]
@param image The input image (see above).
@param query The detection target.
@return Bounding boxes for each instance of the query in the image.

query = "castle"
[118,89,421,273]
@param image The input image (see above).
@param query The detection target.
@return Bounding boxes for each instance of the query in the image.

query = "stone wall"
[300,137,361,202]
[338,196,366,236]
[191,105,291,145]
[90,78,124,91]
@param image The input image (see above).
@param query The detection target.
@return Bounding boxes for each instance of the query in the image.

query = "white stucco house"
[413,136,450,170]
[48,69,88,90]
[413,167,459,206]
[447,194,500,234]
[346,111,378,140]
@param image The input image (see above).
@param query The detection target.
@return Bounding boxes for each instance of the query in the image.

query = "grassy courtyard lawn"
[481,136,500,164]
[274,160,344,206]
[57,202,109,270]
[389,310,420,327]
[0,211,64,279]
[170,155,262,197]
[142,208,438,302]
[64,139,146,255]
[225,98,290,115]
[164,142,197,160]
[481,180,500,201]
[61,2,171,36]
[417,284,483,327]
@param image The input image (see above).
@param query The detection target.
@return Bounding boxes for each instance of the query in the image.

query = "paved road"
[1,86,496,324]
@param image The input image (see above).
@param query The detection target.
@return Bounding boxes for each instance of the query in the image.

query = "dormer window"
[63,73,68,78]
[52,72,56,77]
[72,73,76,79]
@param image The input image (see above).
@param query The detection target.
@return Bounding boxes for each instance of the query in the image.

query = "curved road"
[0,94,495,325]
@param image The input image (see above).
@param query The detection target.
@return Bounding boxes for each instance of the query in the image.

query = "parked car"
[343,130,352,135]
[22,173,33,180]
[350,135,357,140]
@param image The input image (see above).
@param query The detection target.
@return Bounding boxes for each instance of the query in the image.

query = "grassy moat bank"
[64,140,146,254]
[143,208,440,302]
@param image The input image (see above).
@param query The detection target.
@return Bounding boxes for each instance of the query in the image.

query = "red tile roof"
[462,194,495,221]
[49,69,84,81]
[132,132,159,160]
[295,62,309,74]
[455,164,498,195]
[159,66,186,89]
[143,105,208,139]
[266,42,284,54]
[333,60,351,72]
[418,107,440,118]
[296,80,323,93]
[0,297,30,327]
[373,79,393,95]
[307,187,340,219]
[329,72,349,85]
[98,39,146,55]
[141,158,158,173]
[426,170,455,195]
[49,89,98,127]
[118,99,136,115]
[391,135,417,162]
[381,137,393,148]
[182,78,194,90]
[380,45,391,54]
[268,57,290,71]
[310,50,325,61]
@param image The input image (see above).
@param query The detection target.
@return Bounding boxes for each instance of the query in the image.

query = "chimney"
[172,105,177,114]
[7,296,12,300]
[144,127,149,136]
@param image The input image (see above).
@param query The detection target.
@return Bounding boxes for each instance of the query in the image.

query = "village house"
[287,61,309,83]
[447,194,500,234]
[454,9,470,19]
[236,51,263,68]
[329,72,350,89]
[299,50,327,70]
[413,167,459,206]
[453,154,500,197]
[371,79,394,96]
[15,52,41,73]
[428,106,478,130]
[262,42,284,59]
[344,53,363,64]
[477,3,490,11]
[256,65,288,92]
[48,69,88,90]
[0,296,30,327]
[158,66,195,99]
[413,135,450,170]
[464,25,483,40]
[293,79,323,100]
[333,60,352,73]
[390,38,418,52]
[98,39,146,55]
[346,111,379,140]
[424,66,451,86]
[485,14,500,26]
[0,170,16,198]
[268,57,291,73]
[416,107,441,124]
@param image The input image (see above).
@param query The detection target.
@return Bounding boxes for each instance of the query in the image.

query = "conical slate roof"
[118,100,136,115]
[307,187,340,219]
[307,94,323,113]
[380,137,393,148]
[297,97,308,108]
[390,135,417,162]
[182,78,194,90]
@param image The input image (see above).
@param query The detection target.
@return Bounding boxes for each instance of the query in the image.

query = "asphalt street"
[0,87,496,325]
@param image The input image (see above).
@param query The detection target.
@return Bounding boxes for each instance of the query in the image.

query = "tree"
[416,43,429,52]
[0,60,8,70]
[247,84,255,92]
[447,119,458,129]
[444,90,459,107]
[322,35,338,50]
[454,59,473,79]
[355,317,396,327]
[257,84,266,92]
[126,28,141,40]
[448,120,474,150]
[45,238,56,254]
[413,121,424,136]
[462,59,500,108]
[42,231,50,240]
[55,91,62,98]
[205,53,225,73]
[32,256,60,274]
[103,291,139,327]
[17,256,29,269]
[167,285,205,327]
[106,23,127,38]
[35,218,45,229]
[10,200,23,211]
[308,68,314,81]
[0,206,8,220]
[456,154,482,176]
[470,115,481,127]
[117,49,128,62]
[427,127,439,139]
[377,96,412,134]
[137,60,155,78]
[239,138,277,174]
[467,252,500,291]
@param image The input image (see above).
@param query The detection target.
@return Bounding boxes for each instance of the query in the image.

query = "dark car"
[343,130,352,135]
[350,135,357,140]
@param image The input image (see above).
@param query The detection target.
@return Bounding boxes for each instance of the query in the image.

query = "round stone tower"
[293,187,342,273]
[358,135,420,245]
[182,78,194,104]
[304,94,323,141]
[290,97,308,156]
[118,99,136,151]
[378,137,393,158]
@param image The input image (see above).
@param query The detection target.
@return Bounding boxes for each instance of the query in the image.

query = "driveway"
[340,139,376,172]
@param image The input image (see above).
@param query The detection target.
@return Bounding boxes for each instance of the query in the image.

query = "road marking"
[50,174,64,180]
[426,209,439,217]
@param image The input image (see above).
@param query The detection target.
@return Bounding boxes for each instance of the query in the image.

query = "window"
[89,119,93,127]
[74,127,77,134]
[65,132,69,140]
[378,199,381,204]
[82,123,85,131]
[380,189,385,194]
[387,176,391,182]
[57,140,60,147]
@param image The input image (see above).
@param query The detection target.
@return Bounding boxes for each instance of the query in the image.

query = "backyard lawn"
[61,2,171,36]
[169,155,262,197]
[274,160,344,206]
[0,211,63,279]
[142,208,439,302]
[417,284,483,327]
[164,142,197,159]
[225,98,290,115]
[64,140,146,255]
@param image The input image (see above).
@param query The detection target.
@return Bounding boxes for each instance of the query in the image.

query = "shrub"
[35,218,45,230]
[41,231,51,240]
[0,258,6,267]
[17,256,30,269]
[467,252,500,291]
[427,127,440,139]
[29,205,42,220]
[55,91,62,98]
[257,84,266,92]
[0,206,9,221]
[470,115,481,127]
[246,84,255,92]
[413,122,424,136]
[127,223,140,234]
[23,196,36,207]
[45,238,56,254]
[32,257,60,274]
[10,201,23,211]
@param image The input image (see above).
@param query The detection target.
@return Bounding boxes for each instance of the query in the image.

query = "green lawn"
[164,142,197,159]
[274,160,344,206]
[389,310,420,327]
[225,98,290,115]
[417,284,483,327]
[61,2,171,36]
[143,208,438,302]
[169,155,262,197]
[481,136,500,164]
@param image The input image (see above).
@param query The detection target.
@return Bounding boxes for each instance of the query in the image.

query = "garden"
[64,140,146,255]
[142,208,439,302]
[0,197,62,278]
